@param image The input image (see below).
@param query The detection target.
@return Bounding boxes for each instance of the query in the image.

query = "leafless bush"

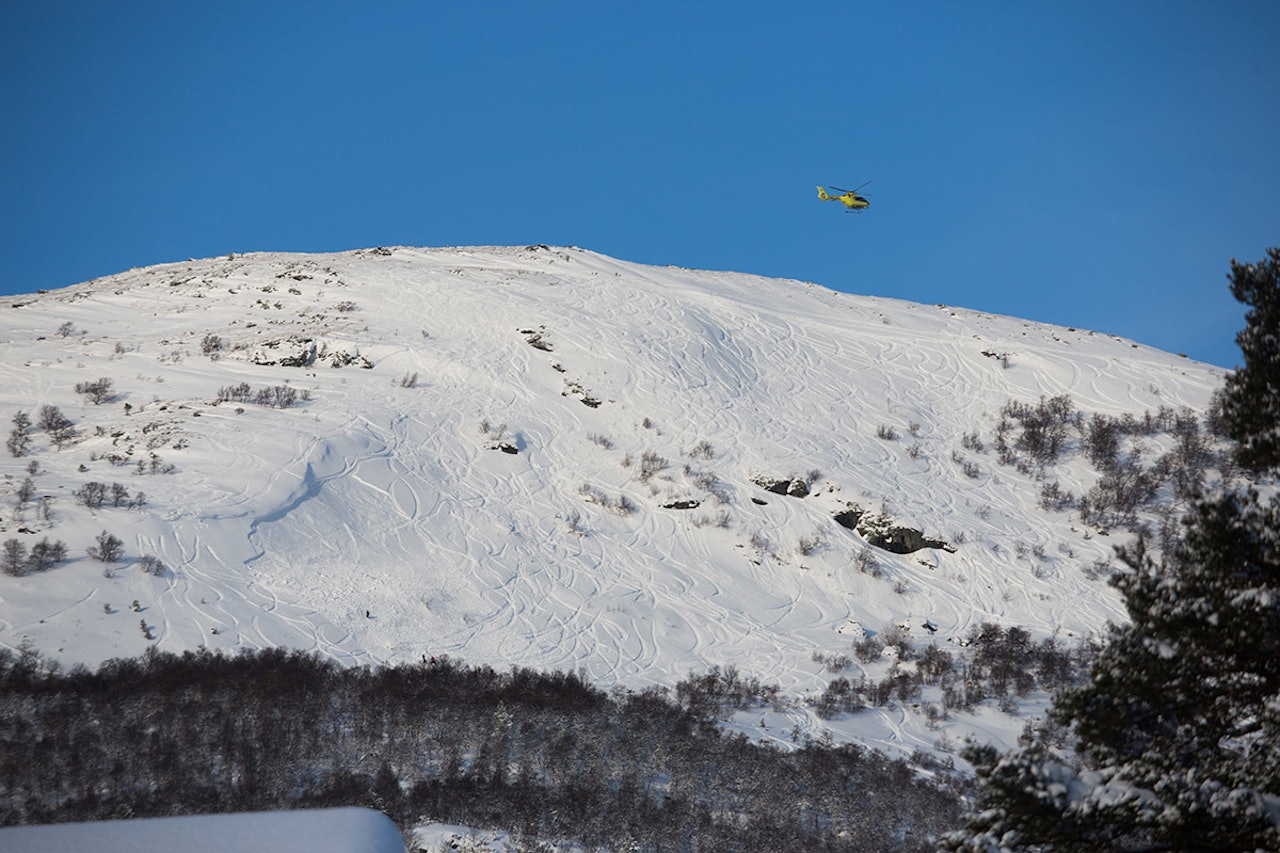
[14,477,36,509]
[637,451,669,483]
[798,533,824,556]
[692,469,731,503]
[750,531,775,558]
[814,676,868,718]
[217,382,253,403]
[74,481,108,509]
[255,385,300,408]
[8,411,32,457]
[811,650,852,673]
[854,635,885,663]
[855,546,883,578]
[87,530,124,563]
[688,440,715,460]
[578,483,610,507]
[479,419,507,440]
[75,377,115,405]
[587,433,614,450]
[1003,395,1078,465]
[563,510,584,536]
[1082,559,1113,581]
[2,539,26,576]
[1079,450,1157,528]
[5,537,67,575]
[39,405,76,448]
[876,424,899,441]
[1038,480,1075,511]
[691,510,732,529]
[217,382,307,408]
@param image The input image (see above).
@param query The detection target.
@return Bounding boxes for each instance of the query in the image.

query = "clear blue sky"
[3,2,1276,367]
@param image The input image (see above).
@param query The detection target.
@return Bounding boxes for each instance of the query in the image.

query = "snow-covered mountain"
[0,245,1227,757]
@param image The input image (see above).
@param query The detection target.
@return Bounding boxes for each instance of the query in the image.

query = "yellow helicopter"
[817,181,871,212]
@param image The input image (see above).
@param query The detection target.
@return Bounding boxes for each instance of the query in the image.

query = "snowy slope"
[0,245,1226,756]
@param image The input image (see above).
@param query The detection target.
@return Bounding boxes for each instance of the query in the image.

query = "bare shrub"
[749,531,775,558]
[256,385,298,408]
[479,420,507,440]
[688,440,715,460]
[38,405,75,448]
[692,469,731,503]
[1082,413,1121,471]
[1079,450,1157,528]
[812,650,852,673]
[29,538,66,572]
[798,533,824,556]
[87,530,124,563]
[217,382,252,403]
[14,477,35,510]
[1082,559,1113,581]
[814,677,867,718]
[691,510,732,529]
[74,481,108,509]
[563,510,584,536]
[637,451,669,483]
[1038,480,1075,512]
[1003,395,1077,465]
[2,539,26,576]
[854,635,885,663]
[8,411,32,457]
[855,546,882,578]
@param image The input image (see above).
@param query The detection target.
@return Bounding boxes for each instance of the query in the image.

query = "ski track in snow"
[0,245,1228,757]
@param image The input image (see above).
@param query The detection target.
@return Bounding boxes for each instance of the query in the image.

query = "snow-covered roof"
[0,807,406,853]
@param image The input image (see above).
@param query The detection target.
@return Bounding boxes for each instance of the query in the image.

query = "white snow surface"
[0,245,1226,757]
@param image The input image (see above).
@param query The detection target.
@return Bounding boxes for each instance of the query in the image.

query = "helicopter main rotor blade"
[828,180,871,195]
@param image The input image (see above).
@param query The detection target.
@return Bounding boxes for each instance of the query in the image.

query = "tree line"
[0,645,963,852]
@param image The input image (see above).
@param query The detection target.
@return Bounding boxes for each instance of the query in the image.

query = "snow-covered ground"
[0,245,1226,760]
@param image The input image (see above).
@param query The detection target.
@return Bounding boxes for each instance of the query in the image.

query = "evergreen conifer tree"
[1221,247,1280,472]
[944,252,1280,853]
